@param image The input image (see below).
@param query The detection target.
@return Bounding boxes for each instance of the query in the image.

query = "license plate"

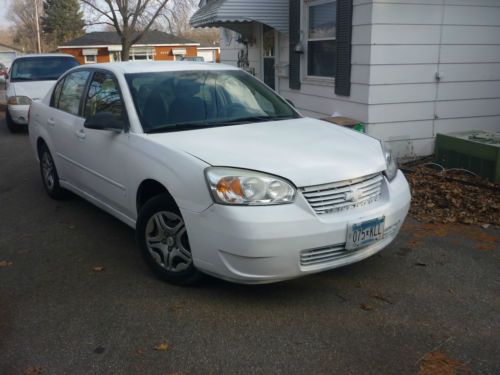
[346,217,385,250]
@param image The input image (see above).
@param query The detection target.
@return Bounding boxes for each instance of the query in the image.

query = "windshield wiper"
[11,77,34,81]
[146,122,213,134]
[207,114,298,126]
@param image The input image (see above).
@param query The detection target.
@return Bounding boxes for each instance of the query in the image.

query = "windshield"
[125,70,300,133]
[10,57,79,82]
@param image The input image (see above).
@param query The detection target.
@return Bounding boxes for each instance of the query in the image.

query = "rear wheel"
[136,194,202,285]
[5,109,19,133]
[39,144,66,200]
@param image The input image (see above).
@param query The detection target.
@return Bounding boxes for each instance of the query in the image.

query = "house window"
[84,55,96,64]
[130,48,155,61]
[307,0,336,78]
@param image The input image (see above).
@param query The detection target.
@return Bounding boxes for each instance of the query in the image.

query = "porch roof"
[190,0,289,34]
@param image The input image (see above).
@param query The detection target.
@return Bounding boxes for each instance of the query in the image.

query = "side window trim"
[79,70,95,118]
[50,76,66,109]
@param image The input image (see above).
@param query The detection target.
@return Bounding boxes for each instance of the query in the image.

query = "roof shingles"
[61,31,198,47]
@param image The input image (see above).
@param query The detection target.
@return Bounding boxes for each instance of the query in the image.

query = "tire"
[39,143,67,200]
[136,194,202,285]
[5,109,19,133]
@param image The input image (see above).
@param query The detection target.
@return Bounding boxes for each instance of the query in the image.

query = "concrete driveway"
[0,115,498,375]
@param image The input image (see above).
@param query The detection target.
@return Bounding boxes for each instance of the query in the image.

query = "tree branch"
[130,0,169,45]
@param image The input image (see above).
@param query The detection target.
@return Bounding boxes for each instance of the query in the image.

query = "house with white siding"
[191,0,500,159]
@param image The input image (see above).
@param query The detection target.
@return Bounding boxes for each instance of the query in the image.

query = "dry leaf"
[417,351,465,375]
[92,266,105,272]
[0,261,13,267]
[371,294,394,305]
[360,303,374,311]
[403,162,500,227]
[153,342,169,351]
[24,367,43,375]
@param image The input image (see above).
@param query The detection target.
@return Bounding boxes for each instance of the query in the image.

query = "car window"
[57,70,90,116]
[125,70,299,133]
[51,77,66,108]
[84,71,125,124]
[9,57,79,82]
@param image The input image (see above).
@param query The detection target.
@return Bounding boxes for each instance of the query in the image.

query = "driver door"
[74,70,130,216]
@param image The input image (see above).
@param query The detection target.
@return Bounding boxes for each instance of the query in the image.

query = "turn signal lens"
[206,167,296,205]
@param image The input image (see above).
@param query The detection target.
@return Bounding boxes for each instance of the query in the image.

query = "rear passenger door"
[47,69,91,186]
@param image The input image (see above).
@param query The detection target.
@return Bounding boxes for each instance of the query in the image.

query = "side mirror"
[286,99,296,108]
[84,112,124,133]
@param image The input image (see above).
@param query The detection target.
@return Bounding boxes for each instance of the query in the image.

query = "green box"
[435,131,500,183]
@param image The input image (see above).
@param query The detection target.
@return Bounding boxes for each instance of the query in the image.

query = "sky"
[0,0,12,27]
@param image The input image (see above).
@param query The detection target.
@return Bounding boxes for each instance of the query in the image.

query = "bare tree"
[9,0,44,53]
[157,0,197,36]
[80,0,171,61]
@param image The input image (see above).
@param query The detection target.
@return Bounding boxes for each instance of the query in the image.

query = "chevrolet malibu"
[28,62,411,285]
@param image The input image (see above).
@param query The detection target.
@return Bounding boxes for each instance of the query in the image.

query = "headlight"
[205,167,296,205]
[381,142,398,181]
[7,96,32,105]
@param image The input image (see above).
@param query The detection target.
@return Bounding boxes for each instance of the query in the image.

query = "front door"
[263,25,276,90]
[76,70,129,214]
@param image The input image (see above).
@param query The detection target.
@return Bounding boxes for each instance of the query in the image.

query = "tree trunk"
[121,39,130,61]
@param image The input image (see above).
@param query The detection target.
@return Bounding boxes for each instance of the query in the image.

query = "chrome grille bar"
[301,173,384,215]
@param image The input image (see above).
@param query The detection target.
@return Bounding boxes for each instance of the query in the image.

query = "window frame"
[81,68,130,132]
[51,69,92,118]
[84,55,97,64]
[305,0,337,80]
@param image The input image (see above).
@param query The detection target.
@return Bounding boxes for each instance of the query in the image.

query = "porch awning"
[190,0,289,34]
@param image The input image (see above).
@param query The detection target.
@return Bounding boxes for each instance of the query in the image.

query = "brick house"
[58,31,200,64]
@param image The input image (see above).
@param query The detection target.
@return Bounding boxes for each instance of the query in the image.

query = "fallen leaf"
[136,348,144,355]
[153,342,169,351]
[92,266,105,272]
[24,367,43,375]
[0,261,12,267]
[360,303,374,311]
[417,351,465,375]
[371,293,394,305]
[94,346,105,354]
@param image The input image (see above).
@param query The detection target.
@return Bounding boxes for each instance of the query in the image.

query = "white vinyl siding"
[215,0,500,158]
[363,0,500,158]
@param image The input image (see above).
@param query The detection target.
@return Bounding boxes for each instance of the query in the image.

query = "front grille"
[301,173,384,215]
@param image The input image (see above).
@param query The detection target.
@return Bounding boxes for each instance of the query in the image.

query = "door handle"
[76,129,86,140]
[47,118,55,127]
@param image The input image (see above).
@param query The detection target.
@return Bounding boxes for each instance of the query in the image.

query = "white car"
[29,62,411,285]
[5,53,79,132]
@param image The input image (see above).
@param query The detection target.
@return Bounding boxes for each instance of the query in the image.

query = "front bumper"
[8,104,30,125]
[183,170,411,284]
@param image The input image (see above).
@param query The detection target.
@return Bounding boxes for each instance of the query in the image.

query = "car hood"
[9,81,56,101]
[148,118,387,187]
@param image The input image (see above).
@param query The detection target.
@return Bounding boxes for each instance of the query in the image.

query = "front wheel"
[136,194,202,285]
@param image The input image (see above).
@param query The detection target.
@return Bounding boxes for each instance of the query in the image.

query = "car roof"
[13,53,77,60]
[81,61,240,75]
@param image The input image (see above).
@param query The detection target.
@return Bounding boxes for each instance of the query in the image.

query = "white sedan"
[29,62,411,285]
